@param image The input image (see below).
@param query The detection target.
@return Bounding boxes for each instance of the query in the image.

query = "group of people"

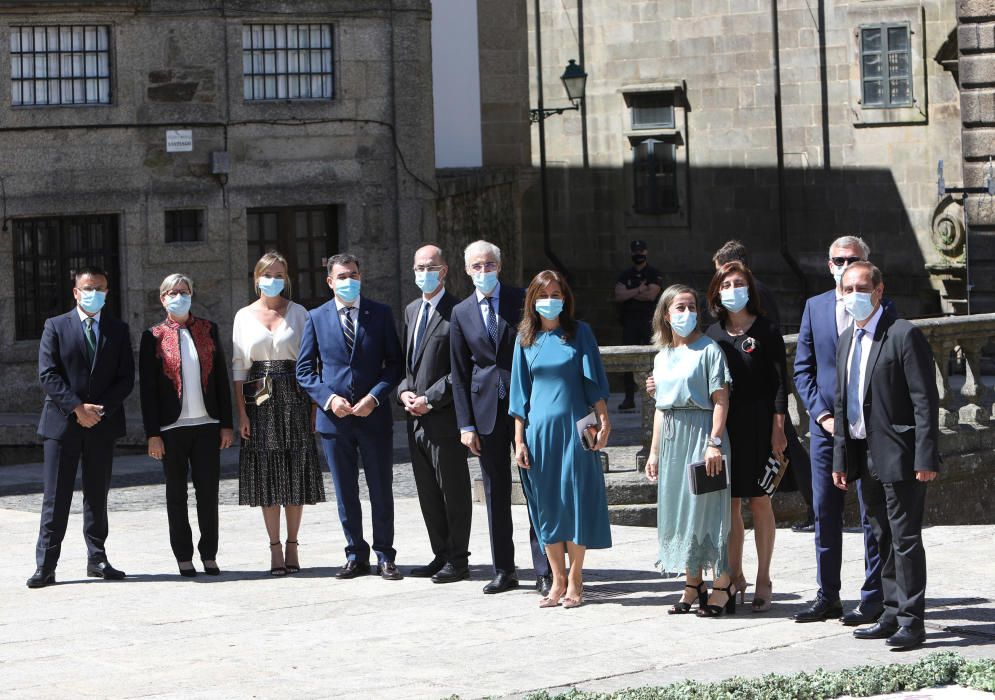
[25,235,940,646]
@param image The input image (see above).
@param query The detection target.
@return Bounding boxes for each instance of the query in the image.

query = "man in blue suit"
[450,240,550,595]
[28,266,135,588]
[297,253,403,580]
[793,236,884,624]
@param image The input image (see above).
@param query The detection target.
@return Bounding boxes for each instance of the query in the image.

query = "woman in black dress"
[705,261,787,612]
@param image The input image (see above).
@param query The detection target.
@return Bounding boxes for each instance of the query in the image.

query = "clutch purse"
[576,411,599,451]
[242,375,272,406]
[757,452,789,496]
[686,457,728,495]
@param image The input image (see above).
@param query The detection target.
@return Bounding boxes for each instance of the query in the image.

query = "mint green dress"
[653,335,732,575]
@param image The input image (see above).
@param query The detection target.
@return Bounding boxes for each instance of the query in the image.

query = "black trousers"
[161,424,221,562]
[856,440,928,630]
[478,406,549,577]
[621,319,652,401]
[36,429,114,570]
[408,419,472,567]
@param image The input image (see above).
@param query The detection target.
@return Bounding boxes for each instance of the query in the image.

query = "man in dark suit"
[793,236,884,624]
[296,253,403,580]
[28,266,135,588]
[397,245,472,583]
[450,240,550,595]
[833,261,939,650]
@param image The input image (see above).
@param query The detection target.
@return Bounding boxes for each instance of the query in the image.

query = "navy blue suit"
[296,296,402,563]
[35,309,135,570]
[794,289,883,604]
[450,284,549,578]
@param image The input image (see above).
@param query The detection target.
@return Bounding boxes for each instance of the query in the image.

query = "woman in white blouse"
[233,251,325,575]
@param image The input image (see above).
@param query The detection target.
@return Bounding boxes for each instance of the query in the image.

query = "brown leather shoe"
[335,560,370,579]
[377,561,403,580]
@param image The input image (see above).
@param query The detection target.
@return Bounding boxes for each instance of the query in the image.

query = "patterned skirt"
[238,360,326,507]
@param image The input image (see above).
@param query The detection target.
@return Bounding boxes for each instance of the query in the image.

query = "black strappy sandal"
[698,581,737,617]
[668,581,707,614]
[285,540,300,574]
[269,541,287,576]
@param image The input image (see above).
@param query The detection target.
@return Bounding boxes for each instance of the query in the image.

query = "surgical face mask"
[720,286,749,313]
[472,271,499,295]
[535,298,564,320]
[78,289,106,314]
[414,270,441,294]
[831,264,846,287]
[165,293,192,316]
[334,278,361,303]
[631,254,647,265]
[843,291,875,322]
[258,276,285,298]
[669,310,697,338]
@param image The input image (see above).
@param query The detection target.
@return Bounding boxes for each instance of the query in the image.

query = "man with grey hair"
[450,240,551,595]
[793,235,885,624]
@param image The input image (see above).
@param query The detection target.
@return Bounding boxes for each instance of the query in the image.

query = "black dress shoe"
[618,399,636,411]
[854,620,900,640]
[791,519,816,533]
[26,567,56,589]
[335,560,370,579]
[409,558,445,578]
[377,561,403,580]
[886,626,926,650]
[432,563,470,584]
[482,572,519,594]
[793,596,843,622]
[841,602,884,626]
[536,575,552,597]
[87,560,126,580]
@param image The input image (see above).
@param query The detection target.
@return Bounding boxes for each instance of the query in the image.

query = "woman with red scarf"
[139,273,233,577]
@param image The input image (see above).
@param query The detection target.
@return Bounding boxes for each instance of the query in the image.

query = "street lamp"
[530,59,587,123]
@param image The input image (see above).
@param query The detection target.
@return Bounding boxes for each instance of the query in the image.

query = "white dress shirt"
[845,304,884,440]
[835,291,852,337]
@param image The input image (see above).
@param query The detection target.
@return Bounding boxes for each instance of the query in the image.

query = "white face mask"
[831,264,846,286]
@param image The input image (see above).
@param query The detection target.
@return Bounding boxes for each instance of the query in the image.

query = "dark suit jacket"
[833,307,940,483]
[450,283,525,436]
[296,295,403,436]
[37,309,135,440]
[138,317,233,438]
[794,289,895,424]
[396,290,459,437]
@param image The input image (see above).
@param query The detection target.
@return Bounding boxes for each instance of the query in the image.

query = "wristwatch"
[706,436,722,448]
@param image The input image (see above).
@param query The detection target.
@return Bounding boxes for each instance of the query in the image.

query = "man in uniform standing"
[613,240,662,411]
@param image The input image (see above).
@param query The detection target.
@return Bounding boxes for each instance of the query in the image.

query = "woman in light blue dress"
[510,270,612,609]
[646,284,736,617]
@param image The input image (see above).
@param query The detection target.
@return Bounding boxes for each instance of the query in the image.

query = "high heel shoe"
[668,582,707,614]
[697,581,737,617]
[285,540,300,574]
[733,573,749,605]
[752,581,773,613]
[562,594,584,609]
[202,560,221,576]
[177,561,197,578]
[269,541,287,576]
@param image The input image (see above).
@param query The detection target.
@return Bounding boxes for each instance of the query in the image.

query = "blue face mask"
[258,276,285,298]
[334,278,361,303]
[669,310,697,338]
[414,270,441,294]
[843,291,875,322]
[78,289,106,314]
[720,286,749,313]
[535,298,564,320]
[165,293,192,316]
[472,271,499,295]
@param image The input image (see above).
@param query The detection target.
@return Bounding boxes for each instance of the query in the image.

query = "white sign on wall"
[166,130,193,152]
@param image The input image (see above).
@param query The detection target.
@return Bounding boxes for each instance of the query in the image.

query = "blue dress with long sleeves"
[509,321,612,549]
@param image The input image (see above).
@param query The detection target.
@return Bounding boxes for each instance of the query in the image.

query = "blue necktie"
[485,297,506,399]
[846,328,866,424]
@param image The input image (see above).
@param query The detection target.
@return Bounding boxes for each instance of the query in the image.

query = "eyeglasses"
[469,262,498,273]
[830,256,861,267]
[164,290,191,298]
[413,265,445,273]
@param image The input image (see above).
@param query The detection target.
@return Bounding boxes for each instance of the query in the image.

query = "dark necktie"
[485,297,506,399]
[412,301,430,367]
[846,328,866,424]
[343,307,356,355]
[84,317,97,368]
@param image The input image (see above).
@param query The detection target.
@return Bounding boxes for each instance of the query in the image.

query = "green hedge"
[517,652,995,700]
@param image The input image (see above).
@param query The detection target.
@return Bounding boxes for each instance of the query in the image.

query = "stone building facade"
[523,0,967,336]
[0,0,436,413]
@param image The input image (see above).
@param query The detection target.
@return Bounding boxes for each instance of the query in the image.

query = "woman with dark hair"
[646,284,736,617]
[705,261,787,612]
[140,273,233,577]
[233,251,325,575]
[509,270,612,609]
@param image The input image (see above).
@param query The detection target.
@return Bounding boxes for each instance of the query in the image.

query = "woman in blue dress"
[646,284,737,617]
[510,270,612,609]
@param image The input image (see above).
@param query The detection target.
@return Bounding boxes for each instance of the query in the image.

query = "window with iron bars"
[10,25,112,106]
[242,24,333,101]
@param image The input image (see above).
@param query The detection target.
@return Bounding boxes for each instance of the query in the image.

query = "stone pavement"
[1,399,992,699]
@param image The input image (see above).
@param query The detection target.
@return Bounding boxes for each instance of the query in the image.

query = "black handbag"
[686,457,728,495]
